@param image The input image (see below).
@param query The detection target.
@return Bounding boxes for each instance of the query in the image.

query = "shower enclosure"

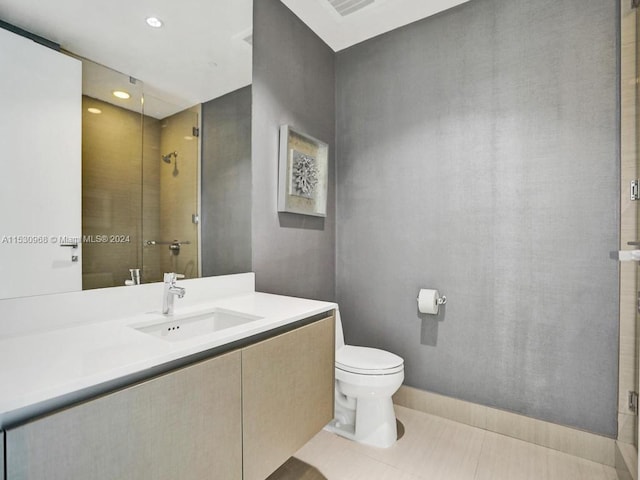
[145,105,200,283]
[634,0,640,455]
[617,2,640,477]
[81,59,200,289]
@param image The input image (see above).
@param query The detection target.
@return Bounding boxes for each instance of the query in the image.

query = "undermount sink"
[132,309,264,342]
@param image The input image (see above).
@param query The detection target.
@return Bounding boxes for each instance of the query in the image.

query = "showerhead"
[162,151,177,163]
[161,151,180,176]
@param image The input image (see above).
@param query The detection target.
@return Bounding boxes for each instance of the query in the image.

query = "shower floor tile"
[268,406,618,480]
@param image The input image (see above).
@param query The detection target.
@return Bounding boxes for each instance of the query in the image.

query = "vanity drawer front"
[6,350,242,480]
[242,315,335,480]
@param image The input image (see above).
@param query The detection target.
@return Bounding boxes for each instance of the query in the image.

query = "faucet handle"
[163,272,185,283]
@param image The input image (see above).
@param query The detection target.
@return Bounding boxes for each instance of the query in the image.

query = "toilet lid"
[336,345,404,375]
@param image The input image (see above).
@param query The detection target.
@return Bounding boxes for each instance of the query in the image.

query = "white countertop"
[0,291,336,428]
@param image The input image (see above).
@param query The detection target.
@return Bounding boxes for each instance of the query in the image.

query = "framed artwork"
[278,125,329,217]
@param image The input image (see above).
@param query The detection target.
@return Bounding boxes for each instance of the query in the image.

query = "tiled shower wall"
[82,96,160,289]
[82,98,199,286]
[158,106,200,279]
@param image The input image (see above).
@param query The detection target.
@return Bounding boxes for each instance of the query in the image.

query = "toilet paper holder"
[415,293,447,304]
[417,289,447,315]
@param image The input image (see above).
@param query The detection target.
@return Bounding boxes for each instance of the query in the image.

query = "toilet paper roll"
[418,289,440,315]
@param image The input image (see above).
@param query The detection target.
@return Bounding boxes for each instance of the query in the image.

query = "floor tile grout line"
[471,429,487,480]
[342,440,406,472]
[318,430,412,477]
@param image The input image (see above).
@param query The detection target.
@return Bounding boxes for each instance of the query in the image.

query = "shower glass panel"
[635,3,640,451]
[142,97,200,283]
[616,3,640,457]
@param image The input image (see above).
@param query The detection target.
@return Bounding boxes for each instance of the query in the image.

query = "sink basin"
[132,309,263,342]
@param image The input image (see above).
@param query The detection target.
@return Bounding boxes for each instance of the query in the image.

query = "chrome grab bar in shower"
[146,239,192,254]
[146,240,192,246]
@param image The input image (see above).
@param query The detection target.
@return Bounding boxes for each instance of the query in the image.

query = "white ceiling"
[281,0,471,52]
[0,0,253,118]
[0,0,469,118]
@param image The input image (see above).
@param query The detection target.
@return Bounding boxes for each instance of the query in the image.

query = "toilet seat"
[336,345,404,375]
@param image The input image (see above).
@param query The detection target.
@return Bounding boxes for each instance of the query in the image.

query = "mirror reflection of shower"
[162,151,179,177]
[80,58,201,289]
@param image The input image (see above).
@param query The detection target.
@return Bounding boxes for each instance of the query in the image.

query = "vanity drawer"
[6,350,242,480]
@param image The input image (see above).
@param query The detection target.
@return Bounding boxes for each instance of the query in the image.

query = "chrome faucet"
[162,272,185,315]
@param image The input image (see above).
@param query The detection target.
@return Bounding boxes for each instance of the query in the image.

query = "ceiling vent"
[328,0,375,16]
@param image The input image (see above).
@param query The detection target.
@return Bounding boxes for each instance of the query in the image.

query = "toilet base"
[324,418,355,439]
[325,395,398,448]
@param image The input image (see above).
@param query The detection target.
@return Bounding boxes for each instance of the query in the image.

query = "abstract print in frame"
[277,125,328,217]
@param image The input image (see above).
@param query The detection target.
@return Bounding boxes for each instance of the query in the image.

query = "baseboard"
[616,441,638,480]
[393,385,616,467]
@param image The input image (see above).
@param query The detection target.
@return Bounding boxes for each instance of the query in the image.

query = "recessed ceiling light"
[146,17,163,28]
[87,107,102,114]
[113,90,130,100]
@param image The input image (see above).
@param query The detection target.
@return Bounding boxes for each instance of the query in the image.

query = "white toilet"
[325,310,405,448]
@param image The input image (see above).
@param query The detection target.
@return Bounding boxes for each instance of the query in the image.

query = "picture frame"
[277,125,329,217]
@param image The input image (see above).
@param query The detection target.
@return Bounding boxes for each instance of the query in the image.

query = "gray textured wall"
[336,0,620,436]
[252,0,336,301]
[201,86,252,277]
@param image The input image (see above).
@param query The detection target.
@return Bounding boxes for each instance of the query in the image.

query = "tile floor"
[269,406,618,480]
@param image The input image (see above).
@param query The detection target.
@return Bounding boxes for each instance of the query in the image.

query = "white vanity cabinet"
[4,313,335,480]
[6,350,243,480]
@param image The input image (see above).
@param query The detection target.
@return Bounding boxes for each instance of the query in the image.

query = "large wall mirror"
[79,58,202,289]
[0,0,253,299]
